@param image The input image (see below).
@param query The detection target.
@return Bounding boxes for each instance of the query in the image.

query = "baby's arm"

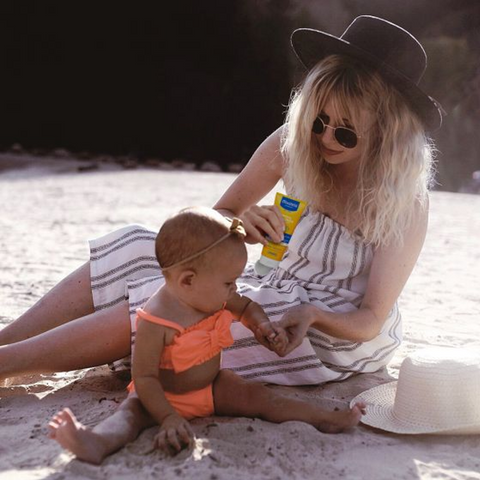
[132,320,194,452]
[226,293,288,355]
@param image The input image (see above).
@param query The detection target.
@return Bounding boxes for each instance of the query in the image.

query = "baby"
[48,207,365,464]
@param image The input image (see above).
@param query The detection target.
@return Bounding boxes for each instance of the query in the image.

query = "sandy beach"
[1,154,479,480]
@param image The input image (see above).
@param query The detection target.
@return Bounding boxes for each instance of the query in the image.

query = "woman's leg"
[0,301,131,380]
[0,262,95,345]
[48,395,156,465]
[213,370,365,433]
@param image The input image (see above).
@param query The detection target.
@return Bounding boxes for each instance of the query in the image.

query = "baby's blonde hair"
[156,207,246,275]
[282,54,435,247]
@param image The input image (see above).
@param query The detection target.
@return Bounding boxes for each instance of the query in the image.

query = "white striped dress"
[89,209,402,386]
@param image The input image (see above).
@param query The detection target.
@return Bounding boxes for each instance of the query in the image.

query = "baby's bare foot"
[48,408,108,465]
[315,402,366,433]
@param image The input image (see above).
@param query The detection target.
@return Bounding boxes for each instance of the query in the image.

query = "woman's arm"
[214,127,286,244]
[279,201,429,347]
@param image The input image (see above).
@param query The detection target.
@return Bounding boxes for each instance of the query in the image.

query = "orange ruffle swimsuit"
[128,307,234,419]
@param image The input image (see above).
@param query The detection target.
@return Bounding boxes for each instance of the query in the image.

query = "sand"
[0,154,479,480]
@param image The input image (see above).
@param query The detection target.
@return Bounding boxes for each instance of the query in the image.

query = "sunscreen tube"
[255,193,307,276]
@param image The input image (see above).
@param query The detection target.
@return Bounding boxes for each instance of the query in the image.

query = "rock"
[77,162,99,172]
[171,159,196,171]
[182,162,197,171]
[51,148,72,158]
[157,162,175,171]
[227,163,244,173]
[200,161,222,172]
[122,159,138,169]
[9,143,25,154]
[171,158,185,168]
[97,155,116,163]
[77,151,95,159]
[30,148,49,156]
[144,158,162,167]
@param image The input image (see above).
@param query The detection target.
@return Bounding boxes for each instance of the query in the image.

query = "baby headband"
[161,217,246,272]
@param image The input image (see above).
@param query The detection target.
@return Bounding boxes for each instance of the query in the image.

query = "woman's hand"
[154,413,194,454]
[240,205,284,245]
[276,304,317,356]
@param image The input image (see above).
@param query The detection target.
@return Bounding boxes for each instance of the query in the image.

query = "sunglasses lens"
[312,116,359,149]
[335,128,358,149]
[312,118,325,135]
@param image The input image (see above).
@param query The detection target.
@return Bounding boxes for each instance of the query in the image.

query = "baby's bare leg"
[48,396,156,464]
[0,301,131,381]
[0,262,94,346]
[213,370,365,433]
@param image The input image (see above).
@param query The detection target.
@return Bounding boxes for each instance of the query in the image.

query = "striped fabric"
[89,211,402,385]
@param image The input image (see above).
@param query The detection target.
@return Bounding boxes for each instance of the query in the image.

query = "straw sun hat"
[291,15,444,131]
[350,347,480,435]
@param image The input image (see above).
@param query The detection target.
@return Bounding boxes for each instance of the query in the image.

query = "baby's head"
[155,207,248,312]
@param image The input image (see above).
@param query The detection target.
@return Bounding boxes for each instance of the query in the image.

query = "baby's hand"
[154,413,194,454]
[255,321,289,357]
[268,324,289,357]
[254,321,280,351]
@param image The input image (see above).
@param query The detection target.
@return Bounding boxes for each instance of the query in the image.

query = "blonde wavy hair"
[281,55,435,247]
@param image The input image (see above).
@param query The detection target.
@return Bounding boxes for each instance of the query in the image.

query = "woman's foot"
[314,402,366,433]
[48,408,108,465]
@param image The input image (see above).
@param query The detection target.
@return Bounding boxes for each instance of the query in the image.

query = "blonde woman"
[0,16,442,388]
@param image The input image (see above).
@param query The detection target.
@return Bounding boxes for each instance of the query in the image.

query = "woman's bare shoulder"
[250,126,285,171]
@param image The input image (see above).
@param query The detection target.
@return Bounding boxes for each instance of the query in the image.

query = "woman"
[0,16,442,386]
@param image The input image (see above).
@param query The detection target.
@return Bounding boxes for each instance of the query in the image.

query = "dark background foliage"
[1,1,479,191]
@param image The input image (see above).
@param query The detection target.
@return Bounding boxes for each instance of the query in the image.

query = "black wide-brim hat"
[291,15,443,131]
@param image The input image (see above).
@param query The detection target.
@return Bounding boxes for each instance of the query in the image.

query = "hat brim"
[350,382,480,435]
[291,29,443,132]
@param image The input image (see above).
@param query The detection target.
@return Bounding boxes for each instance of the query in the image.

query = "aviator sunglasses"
[312,114,361,149]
